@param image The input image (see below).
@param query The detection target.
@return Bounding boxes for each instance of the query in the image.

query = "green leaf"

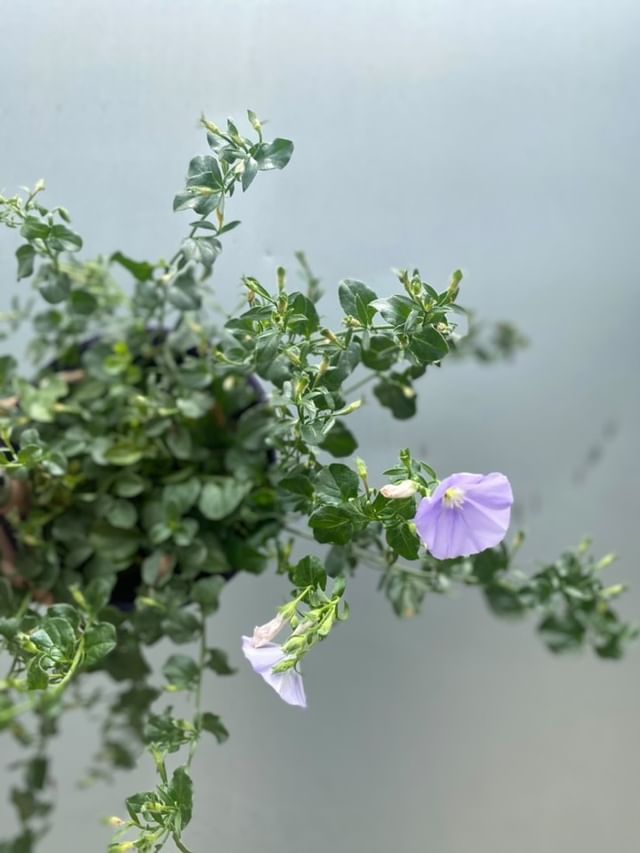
[242,156,258,190]
[373,377,417,420]
[290,555,327,589]
[176,391,213,419]
[242,276,274,302]
[20,217,50,240]
[309,506,355,545]
[315,464,359,504]
[27,658,49,690]
[83,576,115,615]
[254,331,282,377]
[181,235,222,272]
[288,292,319,335]
[254,138,294,170]
[84,621,117,666]
[279,474,314,499]
[149,522,173,545]
[37,270,71,304]
[165,425,194,460]
[144,711,193,753]
[186,154,223,189]
[114,472,146,498]
[205,648,236,676]
[168,272,202,311]
[199,711,229,744]
[324,342,361,390]
[110,251,155,282]
[174,518,199,549]
[16,244,36,279]
[69,289,98,315]
[382,570,429,618]
[319,421,358,457]
[338,279,378,327]
[142,551,172,586]
[409,326,449,363]
[217,219,242,235]
[484,583,528,619]
[370,295,414,327]
[162,654,200,691]
[105,498,138,529]
[125,790,157,824]
[163,477,201,514]
[168,766,193,829]
[164,609,201,644]
[104,442,144,466]
[191,576,224,614]
[386,522,420,560]
[198,478,253,520]
[30,617,76,662]
[26,756,48,791]
[48,224,83,252]
[361,334,398,371]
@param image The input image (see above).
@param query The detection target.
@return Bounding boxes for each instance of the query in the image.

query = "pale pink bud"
[380,480,418,499]
[251,612,287,648]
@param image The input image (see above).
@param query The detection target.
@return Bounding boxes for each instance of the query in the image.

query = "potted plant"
[0,111,634,853]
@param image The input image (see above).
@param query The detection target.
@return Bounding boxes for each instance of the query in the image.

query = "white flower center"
[443,486,465,509]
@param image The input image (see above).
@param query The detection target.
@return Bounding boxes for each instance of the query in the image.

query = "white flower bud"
[379,480,418,499]
[251,612,287,648]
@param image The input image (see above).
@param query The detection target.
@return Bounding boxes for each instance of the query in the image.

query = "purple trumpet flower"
[241,636,307,708]
[415,472,513,560]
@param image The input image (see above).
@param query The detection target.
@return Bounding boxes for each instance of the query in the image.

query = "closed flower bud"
[380,480,418,499]
[252,612,287,648]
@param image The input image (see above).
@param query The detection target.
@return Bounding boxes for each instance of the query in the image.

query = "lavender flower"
[241,636,307,708]
[414,472,513,560]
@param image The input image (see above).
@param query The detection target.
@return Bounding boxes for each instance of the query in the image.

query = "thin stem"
[187,610,207,768]
[173,834,194,853]
[343,373,377,396]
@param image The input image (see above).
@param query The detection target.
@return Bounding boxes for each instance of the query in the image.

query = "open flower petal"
[415,472,513,560]
[241,636,307,708]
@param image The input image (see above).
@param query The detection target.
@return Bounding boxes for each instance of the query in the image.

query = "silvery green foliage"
[0,113,633,852]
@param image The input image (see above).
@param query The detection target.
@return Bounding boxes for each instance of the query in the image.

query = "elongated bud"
[294,376,309,400]
[282,635,307,654]
[380,480,418,499]
[292,618,314,637]
[335,399,362,416]
[447,269,463,301]
[355,457,368,480]
[317,358,330,378]
[201,117,221,135]
[596,553,617,571]
[602,584,625,599]
[252,612,287,648]
[321,328,340,345]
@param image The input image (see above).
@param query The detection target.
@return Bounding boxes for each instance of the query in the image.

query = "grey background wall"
[1,1,639,851]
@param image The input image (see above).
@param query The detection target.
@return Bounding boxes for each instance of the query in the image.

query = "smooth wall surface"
[1,2,639,851]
